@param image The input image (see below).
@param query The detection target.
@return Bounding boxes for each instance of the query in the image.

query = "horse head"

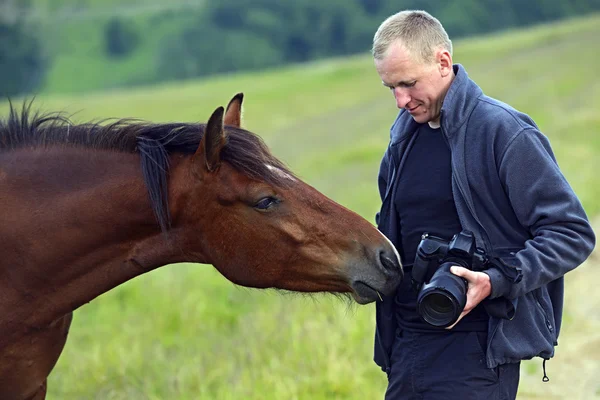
[168,94,402,303]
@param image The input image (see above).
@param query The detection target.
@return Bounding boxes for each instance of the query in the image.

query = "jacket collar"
[390,64,482,145]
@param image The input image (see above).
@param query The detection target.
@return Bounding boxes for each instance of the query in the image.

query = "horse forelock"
[0,101,296,232]
[137,125,296,232]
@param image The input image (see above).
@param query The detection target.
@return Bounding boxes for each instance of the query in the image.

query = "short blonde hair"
[372,10,452,64]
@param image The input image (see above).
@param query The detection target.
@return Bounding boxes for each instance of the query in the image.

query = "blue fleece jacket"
[374,64,595,372]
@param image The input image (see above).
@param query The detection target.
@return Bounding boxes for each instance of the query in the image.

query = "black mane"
[0,101,295,231]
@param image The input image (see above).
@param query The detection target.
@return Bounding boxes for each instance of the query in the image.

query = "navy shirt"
[394,123,488,332]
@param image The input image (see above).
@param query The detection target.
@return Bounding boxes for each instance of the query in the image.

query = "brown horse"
[0,94,402,399]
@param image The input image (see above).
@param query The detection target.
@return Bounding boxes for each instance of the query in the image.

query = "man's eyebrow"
[382,79,416,87]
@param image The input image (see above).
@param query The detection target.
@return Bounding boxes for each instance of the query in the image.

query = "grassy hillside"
[2,14,600,400]
[37,12,202,93]
[23,1,205,93]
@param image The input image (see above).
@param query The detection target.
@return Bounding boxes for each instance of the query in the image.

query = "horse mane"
[0,100,295,232]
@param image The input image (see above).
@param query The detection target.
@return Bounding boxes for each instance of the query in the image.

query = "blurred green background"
[1,1,599,399]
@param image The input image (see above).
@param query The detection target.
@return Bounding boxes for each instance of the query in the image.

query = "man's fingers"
[450,266,474,280]
[445,310,468,330]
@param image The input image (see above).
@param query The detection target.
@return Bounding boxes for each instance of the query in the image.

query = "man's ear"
[437,48,453,77]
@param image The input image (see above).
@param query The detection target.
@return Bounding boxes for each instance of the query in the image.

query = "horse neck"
[0,146,191,340]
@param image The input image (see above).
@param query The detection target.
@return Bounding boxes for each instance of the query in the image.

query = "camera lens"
[417,262,467,327]
[427,292,454,314]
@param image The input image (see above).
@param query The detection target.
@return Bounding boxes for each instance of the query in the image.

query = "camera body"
[412,230,488,328]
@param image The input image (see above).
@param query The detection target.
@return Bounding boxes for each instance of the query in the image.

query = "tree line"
[157,0,600,81]
[2,0,600,96]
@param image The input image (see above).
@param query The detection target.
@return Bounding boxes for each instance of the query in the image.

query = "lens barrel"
[417,262,467,327]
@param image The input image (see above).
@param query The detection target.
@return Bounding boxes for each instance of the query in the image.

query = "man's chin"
[410,114,428,124]
[410,113,437,126]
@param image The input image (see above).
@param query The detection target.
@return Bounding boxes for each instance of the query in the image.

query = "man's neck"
[427,69,456,130]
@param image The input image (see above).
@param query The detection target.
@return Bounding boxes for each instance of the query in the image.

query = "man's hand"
[445,266,492,329]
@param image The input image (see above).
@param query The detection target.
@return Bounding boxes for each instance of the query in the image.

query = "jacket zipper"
[440,113,500,366]
[534,290,554,333]
[440,115,494,252]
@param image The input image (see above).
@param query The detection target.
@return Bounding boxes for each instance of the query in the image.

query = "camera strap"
[487,256,523,284]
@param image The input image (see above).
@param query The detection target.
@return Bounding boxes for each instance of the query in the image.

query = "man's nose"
[393,87,411,109]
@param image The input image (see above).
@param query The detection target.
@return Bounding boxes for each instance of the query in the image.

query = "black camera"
[411,230,488,328]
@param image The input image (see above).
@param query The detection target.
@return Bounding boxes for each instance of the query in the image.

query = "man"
[372,10,595,400]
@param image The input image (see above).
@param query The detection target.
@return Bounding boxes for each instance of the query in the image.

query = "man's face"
[375,41,452,125]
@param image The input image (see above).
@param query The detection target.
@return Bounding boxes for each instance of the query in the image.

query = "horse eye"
[254,197,279,210]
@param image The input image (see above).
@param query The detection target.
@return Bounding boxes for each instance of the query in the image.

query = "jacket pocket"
[487,289,557,365]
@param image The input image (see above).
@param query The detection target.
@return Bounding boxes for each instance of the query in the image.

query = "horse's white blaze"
[266,164,296,181]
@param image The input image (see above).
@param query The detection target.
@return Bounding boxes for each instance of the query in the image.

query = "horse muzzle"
[349,246,403,304]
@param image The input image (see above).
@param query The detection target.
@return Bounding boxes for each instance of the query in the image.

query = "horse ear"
[196,106,227,172]
[223,92,243,128]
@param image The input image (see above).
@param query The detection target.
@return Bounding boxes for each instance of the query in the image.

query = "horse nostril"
[379,249,402,277]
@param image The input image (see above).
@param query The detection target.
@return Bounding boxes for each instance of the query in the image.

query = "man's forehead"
[376,47,420,81]
[382,40,416,62]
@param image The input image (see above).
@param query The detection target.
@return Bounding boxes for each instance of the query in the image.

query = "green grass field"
[2,14,600,400]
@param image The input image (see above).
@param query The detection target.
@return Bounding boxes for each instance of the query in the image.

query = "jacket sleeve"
[485,128,595,300]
